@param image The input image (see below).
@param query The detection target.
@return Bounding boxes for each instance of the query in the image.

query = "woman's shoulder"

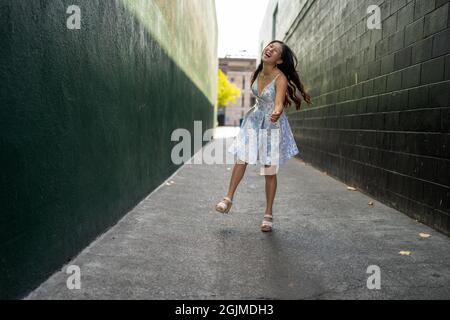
[274,71,288,84]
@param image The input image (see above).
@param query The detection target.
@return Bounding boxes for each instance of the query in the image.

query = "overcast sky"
[216,0,270,58]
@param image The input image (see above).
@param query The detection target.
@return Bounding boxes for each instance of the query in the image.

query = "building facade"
[219,56,257,126]
[260,0,450,235]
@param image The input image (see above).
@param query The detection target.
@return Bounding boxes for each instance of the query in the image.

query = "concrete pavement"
[27,128,450,300]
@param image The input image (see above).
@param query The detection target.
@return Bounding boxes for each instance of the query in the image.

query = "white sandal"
[261,214,273,232]
[215,197,233,214]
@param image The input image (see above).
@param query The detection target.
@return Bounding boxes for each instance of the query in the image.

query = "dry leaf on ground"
[347,186,356,191]
[399,251,412,256]
[419,233,431,238]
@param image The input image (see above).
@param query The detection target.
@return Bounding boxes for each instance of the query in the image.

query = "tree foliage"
[217,69,241,108]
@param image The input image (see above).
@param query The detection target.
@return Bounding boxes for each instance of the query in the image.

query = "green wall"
[0,0,217,299]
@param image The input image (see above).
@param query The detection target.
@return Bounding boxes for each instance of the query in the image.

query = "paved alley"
[27,129,450,300]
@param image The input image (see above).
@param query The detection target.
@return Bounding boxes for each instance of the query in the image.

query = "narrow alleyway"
[27,128,450,300]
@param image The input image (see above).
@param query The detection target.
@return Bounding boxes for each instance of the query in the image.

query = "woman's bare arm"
[271,73,288,122]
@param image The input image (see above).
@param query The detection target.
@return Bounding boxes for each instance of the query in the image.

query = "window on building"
[272,4,278,40]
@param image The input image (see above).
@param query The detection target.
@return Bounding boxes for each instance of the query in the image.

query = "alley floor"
[27,128,450,300]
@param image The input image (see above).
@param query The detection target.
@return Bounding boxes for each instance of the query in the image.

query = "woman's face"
[262,42,283,64]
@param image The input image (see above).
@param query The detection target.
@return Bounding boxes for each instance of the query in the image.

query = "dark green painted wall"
[0,0,216,299]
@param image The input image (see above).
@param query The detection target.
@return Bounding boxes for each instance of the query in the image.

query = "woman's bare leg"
[264,166,277,216]
[225,161,248,200]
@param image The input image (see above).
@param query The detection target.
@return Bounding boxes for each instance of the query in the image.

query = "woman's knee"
[260,165,278,176]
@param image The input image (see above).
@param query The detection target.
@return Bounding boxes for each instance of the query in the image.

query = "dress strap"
[270,73,282,86]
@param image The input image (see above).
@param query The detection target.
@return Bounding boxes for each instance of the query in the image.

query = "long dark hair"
[251,40,312,110]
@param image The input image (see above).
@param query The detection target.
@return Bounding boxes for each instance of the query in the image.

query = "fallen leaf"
[419,233,431,239]
[347,186,356,191]
[368,201,374,206]
[399,251,411,256]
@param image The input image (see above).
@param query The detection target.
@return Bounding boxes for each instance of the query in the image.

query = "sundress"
[228,72,300,175]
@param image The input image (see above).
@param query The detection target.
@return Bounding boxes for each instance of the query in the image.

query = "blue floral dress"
[228,72,300,172]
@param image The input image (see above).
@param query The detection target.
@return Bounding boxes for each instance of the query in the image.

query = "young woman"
[215,40,312,232]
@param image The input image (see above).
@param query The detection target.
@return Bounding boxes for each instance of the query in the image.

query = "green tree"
[217,69,241,109]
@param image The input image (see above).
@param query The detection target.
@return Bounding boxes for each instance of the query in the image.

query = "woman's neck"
[261,63,277,75]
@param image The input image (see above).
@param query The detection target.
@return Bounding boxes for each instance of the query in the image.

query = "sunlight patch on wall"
[120,0,218,106]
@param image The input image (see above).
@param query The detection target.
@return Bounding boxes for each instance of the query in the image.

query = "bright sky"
[216,0,270,58]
